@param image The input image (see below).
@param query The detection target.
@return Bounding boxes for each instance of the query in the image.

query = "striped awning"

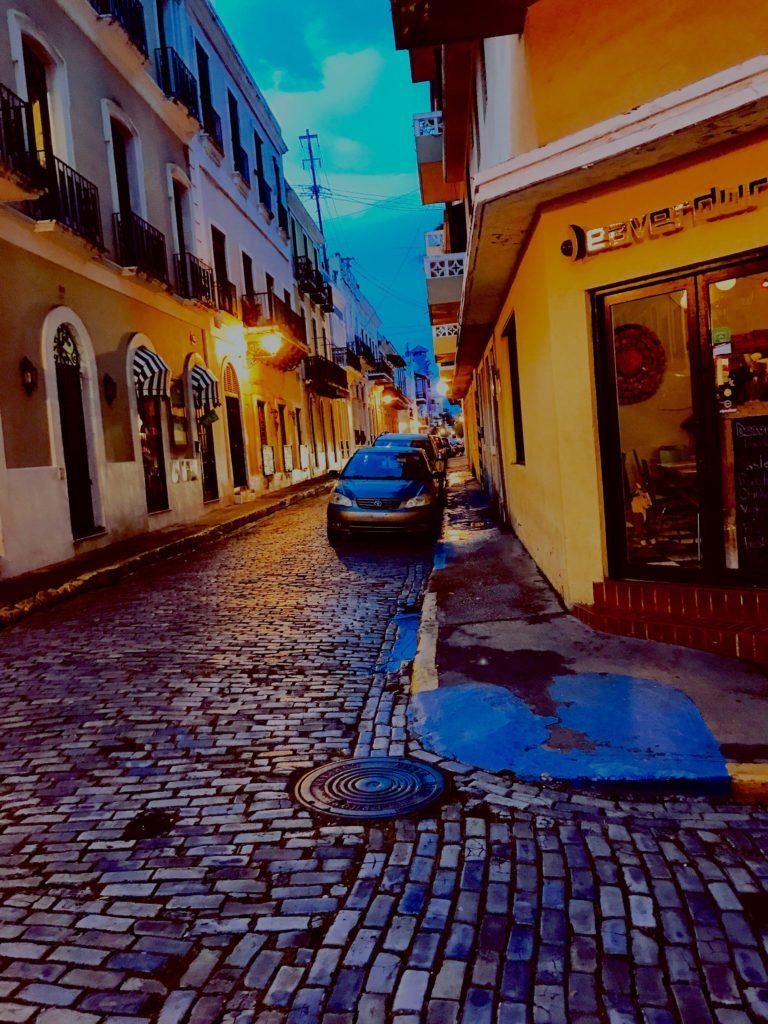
[133,346,170,398]
[190,364,221,409]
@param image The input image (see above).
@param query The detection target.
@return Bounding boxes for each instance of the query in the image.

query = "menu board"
[732,416,768,573]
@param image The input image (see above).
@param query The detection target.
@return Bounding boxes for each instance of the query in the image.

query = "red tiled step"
[573,602,768,666]
[591,579,768,626]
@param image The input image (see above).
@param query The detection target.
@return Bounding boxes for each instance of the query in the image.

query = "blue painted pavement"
[411,674,729,783]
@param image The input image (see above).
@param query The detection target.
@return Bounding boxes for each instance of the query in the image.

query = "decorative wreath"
[614,323,667,405]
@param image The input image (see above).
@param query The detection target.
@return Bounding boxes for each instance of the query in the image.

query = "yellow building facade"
[394,0,768,660]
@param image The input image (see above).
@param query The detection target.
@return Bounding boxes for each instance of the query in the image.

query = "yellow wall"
[526,0,768,147]
[483,134,768,605]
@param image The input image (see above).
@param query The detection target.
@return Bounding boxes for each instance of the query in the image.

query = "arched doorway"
[222,364,248,488]
[53,324,96,538]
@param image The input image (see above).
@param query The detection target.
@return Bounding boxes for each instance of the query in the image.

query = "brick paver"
[0,494,767,1022]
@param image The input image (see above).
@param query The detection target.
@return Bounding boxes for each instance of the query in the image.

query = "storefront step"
[573,600,768,668]
[593,579,768,625]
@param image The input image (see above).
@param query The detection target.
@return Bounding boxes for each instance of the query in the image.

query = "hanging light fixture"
[714,278,737,291]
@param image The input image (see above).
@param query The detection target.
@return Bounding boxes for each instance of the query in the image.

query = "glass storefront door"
[603,281,703,573]
[706,270,768,577]
[599,260,768,584]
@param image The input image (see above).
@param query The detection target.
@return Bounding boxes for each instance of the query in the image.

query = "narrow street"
[0,492,766,1024]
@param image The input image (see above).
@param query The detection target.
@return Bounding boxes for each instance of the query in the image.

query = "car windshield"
[376,436,430,453]
[341,450,429,480]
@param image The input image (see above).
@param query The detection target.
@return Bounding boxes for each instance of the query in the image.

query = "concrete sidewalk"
[0,474,333,628]
[412,463,768,795]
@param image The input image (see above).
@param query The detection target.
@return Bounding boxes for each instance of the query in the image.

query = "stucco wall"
[525,0,768,148]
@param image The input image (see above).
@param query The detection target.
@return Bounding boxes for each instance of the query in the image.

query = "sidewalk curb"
[0,480,333,630]
[411,590,439,694]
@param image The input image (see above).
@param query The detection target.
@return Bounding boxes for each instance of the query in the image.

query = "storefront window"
[607,286,702,570]
[709,272,768,573]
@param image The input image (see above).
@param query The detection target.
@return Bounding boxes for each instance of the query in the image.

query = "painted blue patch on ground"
[386,613,421,672]
[411,674,728,783]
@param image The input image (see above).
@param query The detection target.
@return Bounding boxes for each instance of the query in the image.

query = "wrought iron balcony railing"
[155,47,200,121]
[304,354,349,398]
[26,154,103,248]
[216,279,238,316]
[354,337,375,365]
[174,251,215,306]
[202,104,224,153]
[319,282,334,314]
[233,143,250,184]
[368,360,395,383]
[345,347,361,372]
[257,176,272,212]
[294,255,314,297]
[113,210,168,283]
[242,290,307,348]
[89,0,148,58]
[0,84,42,189]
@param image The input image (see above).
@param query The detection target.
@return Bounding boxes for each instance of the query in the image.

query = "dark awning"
[190,364,221,409]
[133,346,170,398]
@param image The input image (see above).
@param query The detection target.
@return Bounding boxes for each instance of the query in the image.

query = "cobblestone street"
[0,495,767,1024]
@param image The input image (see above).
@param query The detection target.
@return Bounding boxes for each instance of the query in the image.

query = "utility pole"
[300,129,327,268]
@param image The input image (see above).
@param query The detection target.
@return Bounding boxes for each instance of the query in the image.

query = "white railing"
[424,229,444,255]
[433,323,459,338]
[414,111,443,137]
[425,253,465,279]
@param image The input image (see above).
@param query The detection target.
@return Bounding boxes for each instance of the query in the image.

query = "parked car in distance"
[373,432,446,500]
[327,447,442,541]
[449,436,464,456]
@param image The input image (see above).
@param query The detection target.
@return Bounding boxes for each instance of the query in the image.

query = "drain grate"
[294,756,446,820]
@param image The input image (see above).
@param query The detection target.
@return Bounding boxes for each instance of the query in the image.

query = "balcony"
[303,354,349,399]
[331,345,363,378]
[243,290,309,371]
[391,0,529,50]
[367,360,395,385]
[155,47,200,122]
[345,347,361,373]
[26,155,103,249]
[174,252,215,306]
[0,84,43,201]
[413,111,465,205]
[89,0,148,58]
[425,251,465,326]
[294,255,316,298]
[202,104,224,155]
[216,279,238,316]
[113,210,168,283]
[320,283,334,314]
[354,337,376,367]
[432,323,459,364]
[233,143,250,187]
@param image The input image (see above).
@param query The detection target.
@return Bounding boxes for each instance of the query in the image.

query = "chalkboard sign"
[733,415,768,574]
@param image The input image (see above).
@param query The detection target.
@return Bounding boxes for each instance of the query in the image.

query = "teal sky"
[211,0,440,358]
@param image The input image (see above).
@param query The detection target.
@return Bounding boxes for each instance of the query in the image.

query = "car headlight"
[330,491,354,507]
[403,494,433,508]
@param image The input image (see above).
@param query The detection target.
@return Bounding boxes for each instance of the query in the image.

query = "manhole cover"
[294,756,446,820]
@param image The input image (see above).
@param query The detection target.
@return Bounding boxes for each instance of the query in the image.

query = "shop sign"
[561,177,768,261]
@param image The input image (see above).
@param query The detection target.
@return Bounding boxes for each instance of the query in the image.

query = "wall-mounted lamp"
[103,373,118,406]
[19,356,38,396]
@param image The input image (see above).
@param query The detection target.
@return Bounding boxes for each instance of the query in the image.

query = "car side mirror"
[328,469,340,479]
